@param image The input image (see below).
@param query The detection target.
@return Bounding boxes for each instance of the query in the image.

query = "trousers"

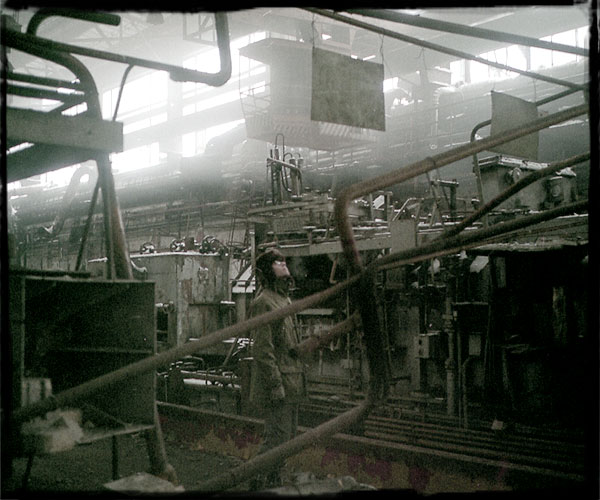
[261,400,299,453]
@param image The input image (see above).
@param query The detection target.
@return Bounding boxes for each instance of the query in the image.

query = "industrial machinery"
[3,6,591,495]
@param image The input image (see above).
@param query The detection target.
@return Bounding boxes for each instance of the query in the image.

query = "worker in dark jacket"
[248,248,306,488]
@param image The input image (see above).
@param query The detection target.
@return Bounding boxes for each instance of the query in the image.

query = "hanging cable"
[112,64,134,122]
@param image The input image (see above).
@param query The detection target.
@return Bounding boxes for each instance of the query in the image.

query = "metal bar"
[7,71,81,90]
[347,9,589,57]
[292,312,361,357]
[304,8,585,91]
[443,152,590,238]
[333,103,588,271]
[195,399,373,491]
[7,83,85,105]
[12,276,360,424]
[267,157,303,176]
[75,178,101,271]
[26,9,121,35]
[4,13,232,86]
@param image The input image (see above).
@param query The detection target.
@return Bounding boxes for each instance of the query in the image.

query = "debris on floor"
[104,472,185,494]
[264,471,377,495]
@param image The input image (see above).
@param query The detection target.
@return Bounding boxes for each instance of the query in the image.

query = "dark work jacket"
[248,287,307,404]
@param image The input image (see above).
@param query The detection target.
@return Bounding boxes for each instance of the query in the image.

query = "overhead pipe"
[443,151,590,239]
[333,103,588,271]
[348,9,589,57]
[4,12,232,86]
[26,8,121,35]
[304,8,585,91]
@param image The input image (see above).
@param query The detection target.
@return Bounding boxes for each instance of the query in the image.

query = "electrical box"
[414,332,441,359]
[468,334,482,357]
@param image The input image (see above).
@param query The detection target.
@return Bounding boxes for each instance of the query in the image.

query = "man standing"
[248,248,306,488]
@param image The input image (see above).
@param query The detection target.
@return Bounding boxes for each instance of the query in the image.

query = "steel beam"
[305,8,585,91]
[6,108,123,154]
[348,9,589,57]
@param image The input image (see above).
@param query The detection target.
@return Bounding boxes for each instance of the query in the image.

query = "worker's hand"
[271,385,285,401]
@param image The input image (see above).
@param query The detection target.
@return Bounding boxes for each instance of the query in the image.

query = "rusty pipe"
[195,399,373,491]
[7,13,232,87]
[12,275,360,424]
[26,9,121,35]
[292,312,361,358]
[334,103,588,272]
[75,178,101,271]
[443,152,590,239]
[305,8,585,91]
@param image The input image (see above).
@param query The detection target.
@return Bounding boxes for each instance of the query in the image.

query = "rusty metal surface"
[444,152,589,238]
[334,103,588,272]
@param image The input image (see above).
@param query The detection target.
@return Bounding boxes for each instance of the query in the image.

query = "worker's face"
[272,258,290,278]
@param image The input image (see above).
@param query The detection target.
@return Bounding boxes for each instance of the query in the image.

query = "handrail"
[4,12,232,86]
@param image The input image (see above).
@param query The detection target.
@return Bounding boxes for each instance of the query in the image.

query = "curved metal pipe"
[26,9,121,35]
[7,12,232,86]
[3,27,131,279]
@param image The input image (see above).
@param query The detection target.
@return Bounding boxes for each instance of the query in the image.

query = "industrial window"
[182,119,245,157]
[111,142,160,173]
[102,71,168,122]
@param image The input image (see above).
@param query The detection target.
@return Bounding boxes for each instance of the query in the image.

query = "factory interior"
[2,4,597,496]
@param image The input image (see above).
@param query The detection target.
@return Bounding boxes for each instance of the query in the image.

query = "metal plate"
[489,91,539,160]
[311,48,385,131]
